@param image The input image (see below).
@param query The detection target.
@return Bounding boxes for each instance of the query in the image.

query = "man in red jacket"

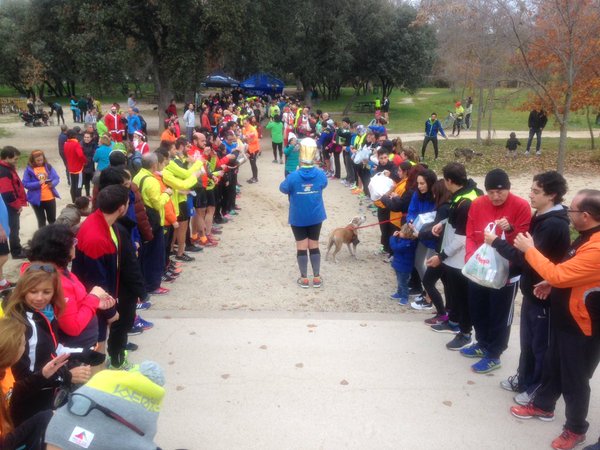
[0,146,28,259]
[460,168,531,373]
[63,129,88,202]
[104,103,125,142]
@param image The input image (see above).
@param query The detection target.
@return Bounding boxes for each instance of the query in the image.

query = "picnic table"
[353,101,376,113]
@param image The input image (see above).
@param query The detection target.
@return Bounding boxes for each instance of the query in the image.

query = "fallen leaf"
[307,324,317,328]
[259,345,267,350]
[221,374,230,379]
[168,361,175,365]
[467,380,475,385]
[340,379,349,385]
[295,363,304,368]
[359,323,367,327]
[443,401,452,407]
[176,385,185,391]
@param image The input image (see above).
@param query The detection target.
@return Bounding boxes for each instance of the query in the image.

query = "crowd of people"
[0,89,599,450]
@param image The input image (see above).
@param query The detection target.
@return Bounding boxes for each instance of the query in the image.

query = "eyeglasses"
[567,209,586,214]
[26,263,56,273]
[68,393,145,436]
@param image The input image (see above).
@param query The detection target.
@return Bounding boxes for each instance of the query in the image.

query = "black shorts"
[177,201,188,222]
[322,148,331,160]
[291,223,322,241]
[0,241,8,256]
[194,188,216,208]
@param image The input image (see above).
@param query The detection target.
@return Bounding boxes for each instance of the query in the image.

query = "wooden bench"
[353,101,376,113]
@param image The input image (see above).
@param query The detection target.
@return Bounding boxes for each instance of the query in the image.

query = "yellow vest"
[390,179,408,227]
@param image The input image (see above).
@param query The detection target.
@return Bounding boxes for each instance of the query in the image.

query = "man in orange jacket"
[511,189,600,450]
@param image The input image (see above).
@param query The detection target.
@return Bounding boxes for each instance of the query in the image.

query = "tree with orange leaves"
[503,0,600,173]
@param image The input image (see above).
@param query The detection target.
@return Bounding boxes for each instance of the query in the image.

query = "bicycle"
[442,109,467,131]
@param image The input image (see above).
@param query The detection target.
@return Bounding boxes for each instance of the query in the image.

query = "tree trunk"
[557,118,568,174]
[476,85,484,144]
[586,105,596,150]
[153,59,174,136]
[486,85,495,143]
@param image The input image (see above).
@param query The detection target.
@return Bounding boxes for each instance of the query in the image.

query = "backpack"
[139,115,147,134]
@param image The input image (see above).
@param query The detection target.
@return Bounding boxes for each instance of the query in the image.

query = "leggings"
[31,199,57,228]
[83,172,94,197]
[249,153,258,179]
[332,151,341,178]
[272,142,283,160]
[422,264,447,315]
[357,165,371,197]
[69,172,83,202]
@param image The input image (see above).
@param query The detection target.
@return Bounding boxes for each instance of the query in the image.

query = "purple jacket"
[22,164,61,206]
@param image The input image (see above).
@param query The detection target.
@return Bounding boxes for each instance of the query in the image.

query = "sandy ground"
[0,106,598,313]
[2,105,600,449]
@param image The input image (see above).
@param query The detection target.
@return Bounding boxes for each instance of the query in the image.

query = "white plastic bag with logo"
[368,172,394,201]
[462,222,509,289]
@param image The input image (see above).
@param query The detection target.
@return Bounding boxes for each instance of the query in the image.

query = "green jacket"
[162,158,201,214]
[133,168,170,226]
[266,121,284,144]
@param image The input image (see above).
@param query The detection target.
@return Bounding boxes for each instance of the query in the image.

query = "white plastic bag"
[368,172,394,201]
[462,222,509,289]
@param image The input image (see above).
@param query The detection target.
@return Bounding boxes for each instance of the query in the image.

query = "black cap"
[485,168,511,190]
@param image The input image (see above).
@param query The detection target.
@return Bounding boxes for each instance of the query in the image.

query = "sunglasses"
[26,263,56,273]
[67,393,145,436]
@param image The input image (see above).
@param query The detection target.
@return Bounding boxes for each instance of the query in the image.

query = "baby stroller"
[19,110,49,127]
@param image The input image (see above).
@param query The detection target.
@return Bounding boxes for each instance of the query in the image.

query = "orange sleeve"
[524,243,600,288]
[165,200,177,225]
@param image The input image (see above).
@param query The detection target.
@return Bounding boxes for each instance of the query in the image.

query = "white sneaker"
[536,151,541,156]
[410,299,433,311]
[514,391,533,406]
[524,151,530,156]
[500,375,519,392]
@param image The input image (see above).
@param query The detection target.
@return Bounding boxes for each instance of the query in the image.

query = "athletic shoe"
[390,292,402,301]
[165,269,180,278]
[135,315,154,330]
[582,441,600,450]
[168,264,183,274]
[161,273,175,283]
[175,253,195,262]
[398,298,409,306]
[185,244,203,253]
[125,342,138,352]
[374,246,387,256]
[247,178,256,184]
[424,314,448,325]
[551,429,585,450]
[514,391,535,406]
[272,159,278,163]
[525,151,531,156]
[108,351,138,371]
[297,277,310,289]
[312,276,322,288]
[431,321,459,334]
[136,301,152,311]
[223,214,233,220]
[229,210,238,216]
[211,228,223,235]
[500,375,520,392]
[150,287,170,295]
[471,357,502,374]
[351,188,362,195]
[279,160,283,165]
[536,151,542,156]
[234,205,242,211]
[460,343,487,358]
[212,224,223,230]
[128,322,144,336]
[207,234,220,242]
[446,333,472,351]
[510,403,555,421]
[409,287,422,296]
[410,299,433,311]
[384,255,393,263]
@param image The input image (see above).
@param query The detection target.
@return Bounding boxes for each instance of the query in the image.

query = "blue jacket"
[407,191,437,249]
[127,114,141,134]
[0,195,9,235]
[424,119,446,138]
[390,236,417,273]
[94,144,113,171]
[279,166,328,226]
[317,129,334,149]
[22,164,61,206]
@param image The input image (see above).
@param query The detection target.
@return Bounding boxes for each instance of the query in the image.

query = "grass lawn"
[318,87,600,134]
[411,137,600,176]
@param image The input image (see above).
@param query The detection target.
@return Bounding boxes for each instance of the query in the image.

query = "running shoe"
[410,299,433,311]
[135,315,154,330]
[211,228,223,235]
[471,357,501,374]
[161,273,175,283]
[430,321,459,334]
[551,429,585,450]
[150,287,170,295]
[424,314,448,325]
[514,391,534,406]
[234,205,242,211]
[185,244,203,252]
[125,342,138,352]
[175,253,195,262]
[500,375,520,392]
[510,403,554,421]
[446,333,472,351]
[136,301,152,311]
[460,343,487,358]
[229,210,238,216]
[297,277,310,289]
[390,292,402,300]
[128,322,144,336]
[312,276,322,288]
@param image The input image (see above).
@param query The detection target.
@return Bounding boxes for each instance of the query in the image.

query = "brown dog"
[325,215,367,263]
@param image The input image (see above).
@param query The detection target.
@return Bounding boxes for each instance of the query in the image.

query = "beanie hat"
[485,168,511,190]
[45,362,165,450]
[356,125,366,135]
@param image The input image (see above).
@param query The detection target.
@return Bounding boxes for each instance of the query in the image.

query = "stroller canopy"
[240,73,284,96]
[201,71,240,88]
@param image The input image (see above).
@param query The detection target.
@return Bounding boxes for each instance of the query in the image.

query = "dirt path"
[0,105,598,314]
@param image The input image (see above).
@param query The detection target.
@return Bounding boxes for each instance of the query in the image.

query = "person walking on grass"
[279,138,327,289]
[526,107,548,156]
[421,113,447,160]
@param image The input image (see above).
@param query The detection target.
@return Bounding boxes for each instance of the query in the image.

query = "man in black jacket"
[526,108,548,156]
[485,171,570,404]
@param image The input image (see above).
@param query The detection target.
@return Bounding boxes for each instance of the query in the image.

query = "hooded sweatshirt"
[279,166,328,226]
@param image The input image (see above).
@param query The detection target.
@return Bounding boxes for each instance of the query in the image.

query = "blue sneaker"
[471,357,501,374]
[390,292,402,300]
[128,321,144,336]
[136,301,152,311]
[460,343,487,359]
[398,298,409,306]
[134,315,153,330]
